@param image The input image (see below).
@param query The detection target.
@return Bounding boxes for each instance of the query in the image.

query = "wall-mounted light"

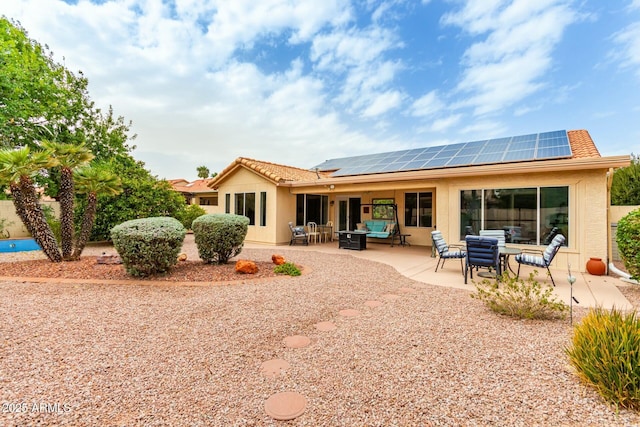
[329,184,335,190]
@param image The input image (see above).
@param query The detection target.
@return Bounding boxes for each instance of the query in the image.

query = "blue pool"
[0,238,41,253]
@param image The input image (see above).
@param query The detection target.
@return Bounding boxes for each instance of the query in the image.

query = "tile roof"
[210,157,329,188]
[567,130,601,158]
[171,178,216,193]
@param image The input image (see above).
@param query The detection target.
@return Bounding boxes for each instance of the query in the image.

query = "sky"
[1,0,639,181]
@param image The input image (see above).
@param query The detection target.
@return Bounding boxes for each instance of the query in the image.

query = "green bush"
[471,272,568,320]
[566,307,640,410]
[178,204,206,230]
[192,214,249,264]
[110,217,186,276]
[617,208,640,280]
[274,262,301,276]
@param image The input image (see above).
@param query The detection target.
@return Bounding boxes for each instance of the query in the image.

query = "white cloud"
[442,0,578,116]
[362,90,404,117]
[410,90,444,117]
[430,114,462,132]
[612,22,640,78]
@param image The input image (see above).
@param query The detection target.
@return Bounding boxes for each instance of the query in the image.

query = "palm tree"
[71,165,122,260]
[42,141,94,260]
[0,147,63,262]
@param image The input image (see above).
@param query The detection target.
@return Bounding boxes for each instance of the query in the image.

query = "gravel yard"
[1,241,639,426]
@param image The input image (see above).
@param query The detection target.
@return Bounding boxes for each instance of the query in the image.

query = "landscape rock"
[177,253,188,262]
[96,253,122,265]
[271,254,286,265]
[235,259,258,274]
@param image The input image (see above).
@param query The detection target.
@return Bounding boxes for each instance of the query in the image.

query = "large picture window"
[372,198,395,220]
[295,194,329,226]
[459,186,569,245]
[234,192,255,225]
[405,192,432,227]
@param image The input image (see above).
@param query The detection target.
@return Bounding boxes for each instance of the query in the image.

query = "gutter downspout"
[606,168,614,276]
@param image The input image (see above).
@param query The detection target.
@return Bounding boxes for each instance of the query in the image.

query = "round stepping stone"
[264,391,307,421]
[260,359,290,378]
[382,293,401,300]
[339,309,361,317]
[398,287,417,294]
[283,335,311,348]
[364,300,383,308]
[315,321,337,331]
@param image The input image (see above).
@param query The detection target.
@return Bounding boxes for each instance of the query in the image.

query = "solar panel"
[315,130,572,176]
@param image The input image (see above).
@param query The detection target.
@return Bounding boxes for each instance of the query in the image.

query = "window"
[199,195,218,206]
[459,186,569,245]
[260,191,267,226]
[225,194,230,214]
[295,194,329,225]
[234,193,255,225]
[404,192,432,227]
[372,198,395,220]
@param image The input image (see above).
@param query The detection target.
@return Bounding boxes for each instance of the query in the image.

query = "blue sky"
[1,0,639,180]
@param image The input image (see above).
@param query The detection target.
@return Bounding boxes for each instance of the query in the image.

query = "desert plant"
[617,208,640,280]
[192,213,249,264]
[178,204,206,230]
[471,272,568,320]
[274,262,301,276]
[565,307,640,410]
[111,217,186,276]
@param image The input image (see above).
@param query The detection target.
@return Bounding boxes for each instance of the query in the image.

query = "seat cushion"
[515,253,545,267]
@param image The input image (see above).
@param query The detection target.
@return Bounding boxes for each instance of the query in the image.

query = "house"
[169,178,218,212]
[207,129,630,272]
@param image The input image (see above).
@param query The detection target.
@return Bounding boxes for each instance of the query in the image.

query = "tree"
[41,141,94,259]
[0,147,62,261]
[72,164,122,259]
[197,165,210,179]
[611,154,640,206]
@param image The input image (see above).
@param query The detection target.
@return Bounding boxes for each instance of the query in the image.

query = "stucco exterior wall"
[0,200,60,238]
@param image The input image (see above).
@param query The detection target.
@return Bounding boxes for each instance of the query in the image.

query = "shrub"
[192,214,249,264]
[110,216,186,276]
[274,262,301,276]
[565,307,640,410]
[177,204,206,230]
[617,208,640,280]
[471,272,568,320]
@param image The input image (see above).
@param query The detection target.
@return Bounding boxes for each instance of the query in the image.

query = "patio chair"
[464,236,501,284]
[479,229,506,247]
[322,221,334,242]
[431,231,466,275]
[289,222,309,246]
[514,234,565,286]
[307,222,320,244]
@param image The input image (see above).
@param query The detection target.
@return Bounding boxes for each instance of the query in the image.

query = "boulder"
[271,254,286,265]
[177,253,188,262]
[96,253,122,265]
[235,259,258,274]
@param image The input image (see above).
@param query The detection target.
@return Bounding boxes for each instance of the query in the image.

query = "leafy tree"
[72,164,122,259]
[84,159,187,241]
[611,154,640,206]
[0,147,62,261]
[197,165,210,179]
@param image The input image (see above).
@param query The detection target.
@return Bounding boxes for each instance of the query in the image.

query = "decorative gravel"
[1,243,639,426]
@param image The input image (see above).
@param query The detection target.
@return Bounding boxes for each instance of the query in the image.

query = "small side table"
[398,234,411,246]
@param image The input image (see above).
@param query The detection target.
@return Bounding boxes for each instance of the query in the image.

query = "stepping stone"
[364,300,383,308]
[314,321,337,331]
[398,287,417,294]
[382,293,401,300]
[260,359,290,378]
[283,335,311,348]
[339,309,361,317]
[264,391,307,421]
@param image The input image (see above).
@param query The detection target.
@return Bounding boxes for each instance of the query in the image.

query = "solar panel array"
[314,130,572,177]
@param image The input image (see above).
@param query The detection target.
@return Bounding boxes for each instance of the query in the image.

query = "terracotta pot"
[586,257,606,276]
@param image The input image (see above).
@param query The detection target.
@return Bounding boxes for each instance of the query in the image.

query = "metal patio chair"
[464,235,501,284]
[289,222,309,246]
[514,234,565,286]
[431,230,466,275]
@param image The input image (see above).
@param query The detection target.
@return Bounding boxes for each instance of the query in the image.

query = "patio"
[262,239,634,310]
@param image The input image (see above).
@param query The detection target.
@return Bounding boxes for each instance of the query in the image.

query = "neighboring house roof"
[171,178,217,194]
[209,129,628,189]
[209,157,330,189]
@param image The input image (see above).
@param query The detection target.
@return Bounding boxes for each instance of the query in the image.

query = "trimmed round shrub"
[177,204,206,230]
[111,217,186,277]
[192,213,249,264]
[566,307,640,410]
[617,208,640,280]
